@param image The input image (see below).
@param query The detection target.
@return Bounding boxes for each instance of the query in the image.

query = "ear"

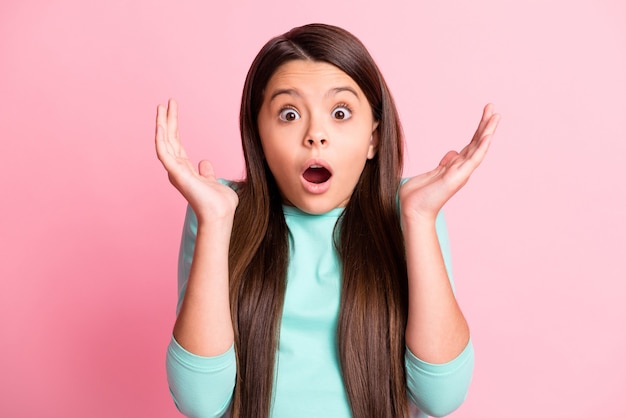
[367,121,380,159]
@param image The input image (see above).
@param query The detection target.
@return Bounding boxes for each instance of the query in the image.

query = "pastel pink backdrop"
[1,0,624,417]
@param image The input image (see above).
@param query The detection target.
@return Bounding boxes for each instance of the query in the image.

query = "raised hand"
[400,103,500,222]
[155,99,239,223]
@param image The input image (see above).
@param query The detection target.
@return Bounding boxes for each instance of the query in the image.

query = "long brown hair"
[228,23,408,417]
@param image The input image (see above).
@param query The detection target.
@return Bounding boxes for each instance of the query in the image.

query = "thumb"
[439,150,458,167]
[198,160,216,180]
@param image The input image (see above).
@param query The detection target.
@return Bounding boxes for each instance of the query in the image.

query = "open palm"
[155,99,238,222]
[400,104,500,222]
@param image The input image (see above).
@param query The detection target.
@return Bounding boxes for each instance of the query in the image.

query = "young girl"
[156,23,499,418]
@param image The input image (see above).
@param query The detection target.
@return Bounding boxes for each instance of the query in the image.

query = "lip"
[300,158,333,194]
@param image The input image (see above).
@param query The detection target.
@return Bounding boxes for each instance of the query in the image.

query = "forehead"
[265,60,362,97]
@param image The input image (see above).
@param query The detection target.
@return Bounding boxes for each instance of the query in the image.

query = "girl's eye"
[279,107,300,122]
[332,105,352,120]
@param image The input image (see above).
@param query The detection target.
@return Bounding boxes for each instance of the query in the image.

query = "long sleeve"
[404,211,475,417]
[165,205,236,417]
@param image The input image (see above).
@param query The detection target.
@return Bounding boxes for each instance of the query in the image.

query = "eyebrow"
[269,89,300,102]
[268,86,361,103]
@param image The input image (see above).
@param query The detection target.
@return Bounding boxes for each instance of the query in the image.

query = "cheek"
[337,128,375,157]
[257,122,277,158]
[257,109,276,148]
[260,140,291,179]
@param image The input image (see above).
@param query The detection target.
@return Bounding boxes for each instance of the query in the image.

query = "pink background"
[1,0,625,416]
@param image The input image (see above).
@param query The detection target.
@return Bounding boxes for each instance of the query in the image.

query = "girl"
[156,23,500,418]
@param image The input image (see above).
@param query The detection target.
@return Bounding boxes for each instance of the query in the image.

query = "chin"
[289,197,345,215]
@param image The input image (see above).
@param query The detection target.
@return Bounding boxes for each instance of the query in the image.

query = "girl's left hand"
[399,104,500,223]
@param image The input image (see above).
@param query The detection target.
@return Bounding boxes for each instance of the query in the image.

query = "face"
[257,60,379,215]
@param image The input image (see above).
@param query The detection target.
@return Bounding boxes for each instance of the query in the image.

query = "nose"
[306,137,327,146]
[304,115,327,147]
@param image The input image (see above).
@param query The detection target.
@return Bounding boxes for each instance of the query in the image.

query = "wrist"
[196,215,235,239]
[400,207,438,227]
[193,204,236,225]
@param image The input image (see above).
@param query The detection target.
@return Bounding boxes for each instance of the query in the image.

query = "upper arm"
[405,341,474,417]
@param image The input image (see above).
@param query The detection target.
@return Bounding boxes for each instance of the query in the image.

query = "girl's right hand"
[155,99,239,223]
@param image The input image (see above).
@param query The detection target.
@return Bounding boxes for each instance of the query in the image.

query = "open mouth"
[303,165,332,184]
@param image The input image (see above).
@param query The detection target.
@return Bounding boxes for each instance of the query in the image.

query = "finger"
[156,103,185,165]
[156,104,167,137]
[167,98,180,144]
[198,160,217,181]
[471,103,495,144]
[459,124,496,172]
[439,150,459,167]
[465,112,499,158]
[155,121,171,165]
[157,127,190,170]
[481,112,501,139]
[463,107,500,158]
[155,104,166,144]
[155,122,179,165]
